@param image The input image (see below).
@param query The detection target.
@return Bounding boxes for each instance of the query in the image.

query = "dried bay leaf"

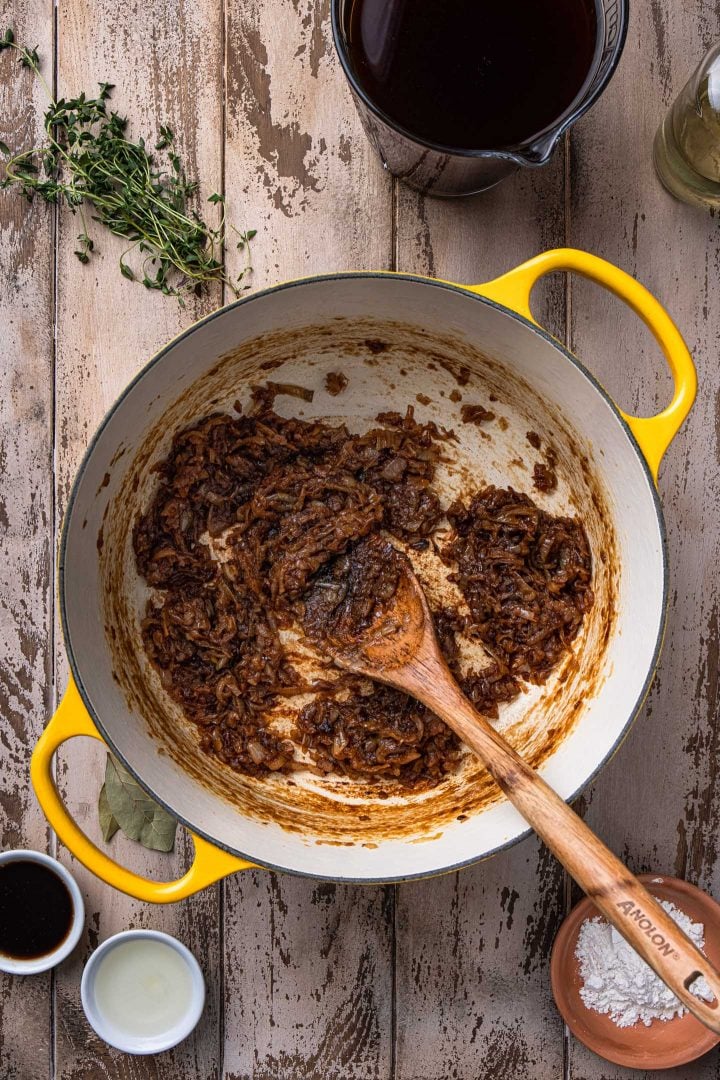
[137,807,178,853]
[98,782,120,842]
[102,753,177,853]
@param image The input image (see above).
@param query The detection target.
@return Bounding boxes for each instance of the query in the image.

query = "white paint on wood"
[565,0,720,1076]
[0,2,55,1076]
[3,0,720,1075]
[51,2,225,1077]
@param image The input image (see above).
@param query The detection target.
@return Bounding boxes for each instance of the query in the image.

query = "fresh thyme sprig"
[0,28,255,302]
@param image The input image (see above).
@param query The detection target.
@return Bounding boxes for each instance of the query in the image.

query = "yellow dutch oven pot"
[31,250,696,901]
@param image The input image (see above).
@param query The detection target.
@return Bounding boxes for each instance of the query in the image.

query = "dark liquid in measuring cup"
[346,0,598,150]
[0,860,74,959]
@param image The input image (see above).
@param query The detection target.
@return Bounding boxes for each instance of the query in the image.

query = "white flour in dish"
[575,899,713,1027]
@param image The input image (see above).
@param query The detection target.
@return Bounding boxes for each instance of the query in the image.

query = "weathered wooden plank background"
[0,0,718,1077]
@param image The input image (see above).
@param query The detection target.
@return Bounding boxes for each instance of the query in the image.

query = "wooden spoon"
[311,540,720,1035]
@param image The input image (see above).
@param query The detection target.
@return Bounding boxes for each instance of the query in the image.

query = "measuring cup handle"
[465,248,697,482]
[31,678,256,903]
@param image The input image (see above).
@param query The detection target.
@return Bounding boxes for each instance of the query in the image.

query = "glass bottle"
[654,42,720,209]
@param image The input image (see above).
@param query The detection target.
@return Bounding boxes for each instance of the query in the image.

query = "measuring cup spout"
[517,130,563,167]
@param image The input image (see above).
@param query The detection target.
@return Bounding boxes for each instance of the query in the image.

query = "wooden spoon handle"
[411,661,720,1033]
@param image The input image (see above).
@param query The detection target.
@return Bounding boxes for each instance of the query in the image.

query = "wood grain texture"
[222,4,394,1077]
[563,0,720,1077]
[51,2,224,1078]
[3,0,720,1075]
[392,160,569,1080]
[0,3,55,1078]
[224,0,392,282]
[222,872,394,1080]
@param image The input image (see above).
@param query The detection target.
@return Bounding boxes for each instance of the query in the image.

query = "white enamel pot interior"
[59,273,668,882]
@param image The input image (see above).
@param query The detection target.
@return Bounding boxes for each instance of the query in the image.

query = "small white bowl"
[81,929,205,1055]
[0,849,85,975]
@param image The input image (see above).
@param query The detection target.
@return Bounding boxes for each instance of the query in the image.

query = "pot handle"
[31,678,256,903]
[466,248,697,482]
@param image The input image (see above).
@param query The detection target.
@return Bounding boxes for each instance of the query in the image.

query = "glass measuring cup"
[331,0,628,197]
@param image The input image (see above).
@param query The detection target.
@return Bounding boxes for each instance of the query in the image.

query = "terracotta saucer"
[551,874,720,1070]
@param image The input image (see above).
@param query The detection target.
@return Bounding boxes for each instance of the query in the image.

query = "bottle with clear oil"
[654,42,720,210]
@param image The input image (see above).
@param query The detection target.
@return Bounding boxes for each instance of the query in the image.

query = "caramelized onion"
[134,401,593,790]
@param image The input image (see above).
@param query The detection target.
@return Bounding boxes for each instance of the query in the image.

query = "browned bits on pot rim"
[533,462,558,492]
[532,443,559,493]
[324,370,348,396]
[460,403,496,425]
[434,356,471,386]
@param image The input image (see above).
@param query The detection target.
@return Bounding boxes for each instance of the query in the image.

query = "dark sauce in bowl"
[0,860,74,959]
[346,0,598,150]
